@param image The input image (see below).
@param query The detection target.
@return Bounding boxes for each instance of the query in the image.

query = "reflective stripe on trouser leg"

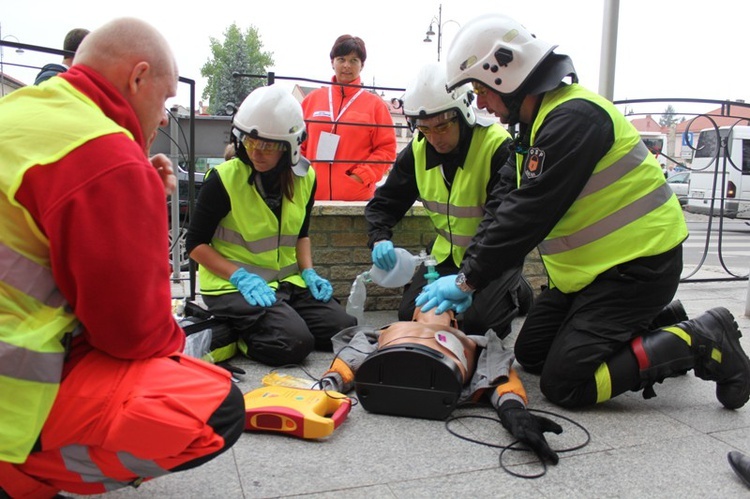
[61,445,160,492]
[594,362,613,403]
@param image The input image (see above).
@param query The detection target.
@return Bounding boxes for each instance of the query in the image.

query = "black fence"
[3,37,747,288]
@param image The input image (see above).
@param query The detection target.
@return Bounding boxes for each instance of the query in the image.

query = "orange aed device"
[243,385,352,439]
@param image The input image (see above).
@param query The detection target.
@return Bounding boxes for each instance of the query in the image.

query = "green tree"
[659,105,680,127]
[201,23,274,115]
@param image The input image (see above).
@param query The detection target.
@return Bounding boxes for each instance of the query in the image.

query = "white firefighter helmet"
[445,14,557,95]
[233,85,307,166]
[402,62,476,127]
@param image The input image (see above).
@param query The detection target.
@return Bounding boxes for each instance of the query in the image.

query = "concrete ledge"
[312,200,428,217]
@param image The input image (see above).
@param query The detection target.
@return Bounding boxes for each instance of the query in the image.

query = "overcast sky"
[2,0,747,116]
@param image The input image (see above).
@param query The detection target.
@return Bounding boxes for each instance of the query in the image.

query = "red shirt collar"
[330,75,363,97]
[60,65,146,150]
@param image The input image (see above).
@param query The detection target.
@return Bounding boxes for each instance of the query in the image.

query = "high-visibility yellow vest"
[0,78,131,462]
[413,125,510,266]
[199,158,315,295]
[517,84,687,293]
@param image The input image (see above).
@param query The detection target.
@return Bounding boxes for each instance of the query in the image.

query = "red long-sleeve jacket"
[301,76,396,201]
[14,65,185,376]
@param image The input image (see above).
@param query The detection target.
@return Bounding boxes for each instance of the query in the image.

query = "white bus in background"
[686,125,750,218]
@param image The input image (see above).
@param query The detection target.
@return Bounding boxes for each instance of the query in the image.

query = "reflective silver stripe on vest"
[0,243,67,308]
[0,340,64,383]
[118,451,169,478]
[230,261,298,283]
[435,228,474,248]
[421,199,484,218]
[538,183,673,255]
[578,140,651,199]
[61,445,132,491]
[214,226,296,253]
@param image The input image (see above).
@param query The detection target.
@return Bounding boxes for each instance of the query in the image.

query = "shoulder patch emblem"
[524,147,545,179]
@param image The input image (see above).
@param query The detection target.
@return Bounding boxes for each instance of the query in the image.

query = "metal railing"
[614,97,750,285]
[4,42,747,298]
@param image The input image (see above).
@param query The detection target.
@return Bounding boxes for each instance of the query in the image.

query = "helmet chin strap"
[497,53,577,127]
[500,92,526,126]
[231,128,251,165]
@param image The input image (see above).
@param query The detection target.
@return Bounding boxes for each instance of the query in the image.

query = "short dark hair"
[329,35,366,63]
[63,28,90,53]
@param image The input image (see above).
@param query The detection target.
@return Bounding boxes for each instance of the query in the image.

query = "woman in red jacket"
[301,35,397,201]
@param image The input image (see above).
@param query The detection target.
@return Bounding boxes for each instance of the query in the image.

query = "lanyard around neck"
[328,84,365,123]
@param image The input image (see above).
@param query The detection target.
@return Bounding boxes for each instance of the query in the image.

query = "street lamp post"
[422,4,460,62]
[0,23,24,97]
[423,4,443,62]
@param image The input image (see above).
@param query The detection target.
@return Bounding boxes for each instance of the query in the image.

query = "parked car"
[666,171,690,206]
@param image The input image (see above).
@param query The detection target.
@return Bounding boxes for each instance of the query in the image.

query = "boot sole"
[707,307,750,409]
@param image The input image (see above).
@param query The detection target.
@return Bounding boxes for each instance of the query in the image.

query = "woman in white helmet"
[365,62,532,339]
[418,14,750,413]
[187,85,356,367]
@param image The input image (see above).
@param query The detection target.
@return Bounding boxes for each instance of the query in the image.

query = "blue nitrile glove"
[301,268,333,302]
[229,268,276,307]
[371,240,396,271]
[415,274,473,314]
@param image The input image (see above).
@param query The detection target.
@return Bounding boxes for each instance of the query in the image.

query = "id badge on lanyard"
[317,85,364,161]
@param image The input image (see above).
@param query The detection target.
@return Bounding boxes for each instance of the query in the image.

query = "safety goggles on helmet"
[471,82,488,96]
[241,135,288,155]
[232,85,307,169]
[415,117,458,136]
[402,62,476,130]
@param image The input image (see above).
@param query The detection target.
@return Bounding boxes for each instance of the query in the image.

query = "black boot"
[728,451,750,488]
[648,300,691,376]
[648,299,688,329]
[633,326,694,399]
[677,307,750,409]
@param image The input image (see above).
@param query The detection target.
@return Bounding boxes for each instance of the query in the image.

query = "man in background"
[34,27,89,85]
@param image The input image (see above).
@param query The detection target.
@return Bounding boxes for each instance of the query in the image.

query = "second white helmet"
[233,85,307,165]
[402,62,475,128]
[445,14,556,95]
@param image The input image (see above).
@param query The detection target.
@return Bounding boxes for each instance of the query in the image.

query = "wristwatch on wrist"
[455,272,474,293]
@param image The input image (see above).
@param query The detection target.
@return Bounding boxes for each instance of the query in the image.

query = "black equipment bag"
[179,301,238,363]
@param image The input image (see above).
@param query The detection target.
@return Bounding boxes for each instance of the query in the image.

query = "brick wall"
[309,201,546,311]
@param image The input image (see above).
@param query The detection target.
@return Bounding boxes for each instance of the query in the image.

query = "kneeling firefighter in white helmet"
[416,14,750,410]
[321,306,563,464]
[365,62,533,339]
[187,85,357,368]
